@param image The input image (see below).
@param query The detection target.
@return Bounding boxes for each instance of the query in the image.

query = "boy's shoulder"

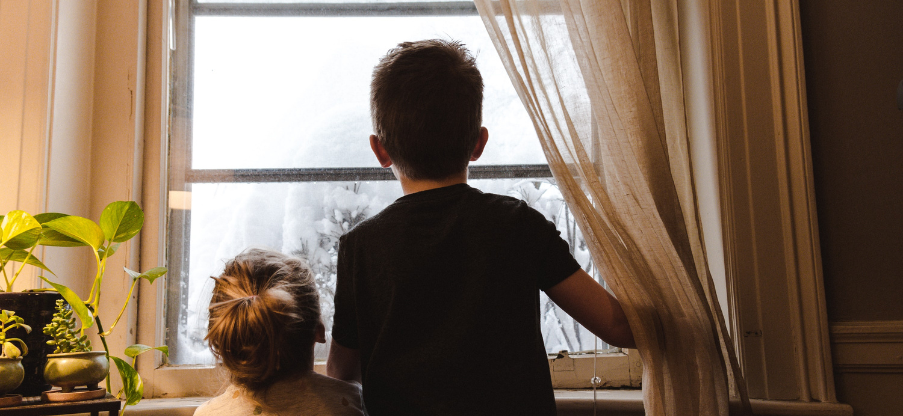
[345,185,547,241]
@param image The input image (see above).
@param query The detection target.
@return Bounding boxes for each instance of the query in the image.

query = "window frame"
[148,0,634,395]
[131,0,838,403]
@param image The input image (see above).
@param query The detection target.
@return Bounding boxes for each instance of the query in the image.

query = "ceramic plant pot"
[43,351,109,393]
[0,357,24,395]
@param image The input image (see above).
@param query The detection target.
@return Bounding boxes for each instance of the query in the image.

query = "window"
[6,0,838,406]
[165,0,617,369]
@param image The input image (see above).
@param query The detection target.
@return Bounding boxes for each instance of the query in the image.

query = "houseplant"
[38,201,168,410]
[0,211,64,396]
[43,299,107,395]
[0,310,30,407]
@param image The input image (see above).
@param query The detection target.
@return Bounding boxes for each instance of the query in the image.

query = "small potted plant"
[42,299,107,396]
[0,310,30,406]
[38,201,168,410]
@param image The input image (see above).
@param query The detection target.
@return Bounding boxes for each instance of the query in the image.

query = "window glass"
[192,15,544,169]
[171,179,606,364]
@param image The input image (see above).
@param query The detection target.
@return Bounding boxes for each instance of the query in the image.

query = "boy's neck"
[397,169,468,195]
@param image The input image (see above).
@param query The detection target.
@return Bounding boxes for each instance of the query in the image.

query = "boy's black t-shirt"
[332,183,581,416]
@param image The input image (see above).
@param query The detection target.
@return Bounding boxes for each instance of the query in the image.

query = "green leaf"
[43,216,104,250]
[38,228,87,247]
[39,278,94,330]
[0,248,54,274]
[33,213,69,224]
[36,214,82,247]
[9,339,27,356]
[111,356,143,406]
[3,341,21,358]
[1,211,42,250]
[100,202,144,243]
[124,344,169,358]
[124,267,167,285]
[99,243,120,260]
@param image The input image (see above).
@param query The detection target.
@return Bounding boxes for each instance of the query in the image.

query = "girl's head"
[206,248,323,393]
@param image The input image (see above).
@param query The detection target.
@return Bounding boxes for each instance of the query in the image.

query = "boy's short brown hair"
[370,39,484,181]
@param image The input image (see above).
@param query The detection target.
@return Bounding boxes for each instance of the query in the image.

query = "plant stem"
[1,261,10,292]
[8,244,38,291]
[93,313,112,393]
[100,279,138,337]
[86,247,104,305]
[92,248,109,311]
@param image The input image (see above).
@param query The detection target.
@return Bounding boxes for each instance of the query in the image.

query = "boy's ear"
[370,135,393,168]
[470,127,489,162]
[315,320,327,344]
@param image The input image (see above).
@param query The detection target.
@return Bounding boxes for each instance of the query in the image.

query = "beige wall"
[799,1,903,415]
[0,0,146,395]
[0,0,54,237]
[0,0,99,298]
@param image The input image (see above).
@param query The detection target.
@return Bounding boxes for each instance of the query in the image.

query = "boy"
[327,39,635,415]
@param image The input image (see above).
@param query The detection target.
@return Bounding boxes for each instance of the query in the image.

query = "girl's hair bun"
[205,248,320,394]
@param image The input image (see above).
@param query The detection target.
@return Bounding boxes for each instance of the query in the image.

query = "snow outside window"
[166,0,615,366]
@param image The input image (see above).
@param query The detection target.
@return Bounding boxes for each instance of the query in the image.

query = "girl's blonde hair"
[205,248,320,394]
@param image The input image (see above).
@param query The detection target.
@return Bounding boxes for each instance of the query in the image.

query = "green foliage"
[124,344,168,359]
[113,343,169,408]
[100,201,144,243]
[0,309,31,358]
[0,211,42,250]
[38,202,165,414]
[40,277,94,331]
[0,210,57,291]
[111,356,142,406]
[124,267,167,285]
[43,216,105,251]
[6,202,165,413]
[43,300,91,353]
[0,247,51,273]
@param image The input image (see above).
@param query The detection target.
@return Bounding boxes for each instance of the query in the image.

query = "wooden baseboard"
[830,321,903,373]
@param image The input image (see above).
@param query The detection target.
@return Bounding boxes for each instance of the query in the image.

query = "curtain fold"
[474,1,750,414]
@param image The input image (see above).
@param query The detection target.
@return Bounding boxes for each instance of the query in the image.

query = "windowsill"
[126,391,853,416]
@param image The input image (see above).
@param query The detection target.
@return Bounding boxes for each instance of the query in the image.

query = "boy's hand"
[546,269,637,349]
[327,339,363,383]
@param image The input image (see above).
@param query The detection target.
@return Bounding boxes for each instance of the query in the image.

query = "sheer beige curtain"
[474,1,749,414]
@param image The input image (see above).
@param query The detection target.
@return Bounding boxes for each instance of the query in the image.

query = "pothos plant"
[0,310,31,359]
[0,211,60,291]
[37,201,168,412]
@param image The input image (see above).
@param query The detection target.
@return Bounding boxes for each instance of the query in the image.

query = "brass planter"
[44,351,108,393]
[0,357,24,395]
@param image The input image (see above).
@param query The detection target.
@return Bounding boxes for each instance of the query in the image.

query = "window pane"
[166,179,609,365]
[191,15,545,170]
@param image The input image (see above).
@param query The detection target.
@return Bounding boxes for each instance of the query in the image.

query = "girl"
[195,249,364,416]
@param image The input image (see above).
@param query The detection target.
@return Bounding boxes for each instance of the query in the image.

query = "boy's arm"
[546,269,637,349]
[326,339,362,383]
